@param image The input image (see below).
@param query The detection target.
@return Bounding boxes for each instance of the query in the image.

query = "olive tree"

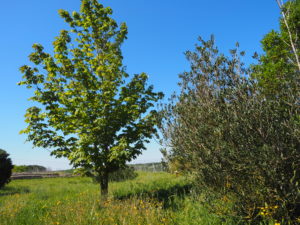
[161,31,300,224]
[19,0,163,200]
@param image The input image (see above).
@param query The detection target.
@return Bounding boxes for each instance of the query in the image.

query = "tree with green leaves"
[252,0,300,96]
[0,149,14,189]
[160,1,300,221]
[13,165,47,173]
[19,0,163,200]
[161,34,300,223]
[276,0,300,71]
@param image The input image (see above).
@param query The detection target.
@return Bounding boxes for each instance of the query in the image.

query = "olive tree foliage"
[19,0,163,199]
[160,35,254,192]
[0,149,14,189]
[160,35,300,222]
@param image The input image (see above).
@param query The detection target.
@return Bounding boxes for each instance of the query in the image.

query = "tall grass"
[0,172,274,225]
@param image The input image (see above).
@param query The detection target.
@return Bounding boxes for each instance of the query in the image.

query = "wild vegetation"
[13,165,47,173]
[19,0,163,200]
[0,149,13,189]
[0,172,237,225]
[160,0,300,223]
[9,0,300,224]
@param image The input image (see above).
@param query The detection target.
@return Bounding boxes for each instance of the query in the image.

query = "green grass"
[0,172,238,225]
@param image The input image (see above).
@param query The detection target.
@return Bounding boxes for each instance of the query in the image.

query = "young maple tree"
[19,0,163,199]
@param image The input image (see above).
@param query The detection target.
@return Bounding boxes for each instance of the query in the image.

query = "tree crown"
[19,0,163,173]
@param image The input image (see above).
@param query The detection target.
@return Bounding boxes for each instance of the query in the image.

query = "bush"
[78,165,138,183]
[108,166,138,182]
[160,35,300,223]
[0,149,14,189]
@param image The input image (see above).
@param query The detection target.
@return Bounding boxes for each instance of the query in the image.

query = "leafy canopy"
[252,0,300,96]
[19,0,163,176]
[160,0,300,221]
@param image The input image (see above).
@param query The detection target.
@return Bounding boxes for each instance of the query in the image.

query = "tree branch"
[276,0,300,72]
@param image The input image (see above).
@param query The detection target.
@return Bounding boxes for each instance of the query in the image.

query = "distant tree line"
[13,165,47,173]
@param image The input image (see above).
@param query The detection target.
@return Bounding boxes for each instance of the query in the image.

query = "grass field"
[0,172,236,225]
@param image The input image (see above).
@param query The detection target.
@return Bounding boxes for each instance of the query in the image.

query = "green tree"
[252,0,300,96]
[160,1,300,220]
[12,165,28,173]
[19,0,163,200]
[161,34,300,223]
[0,149,14,189]
[13,165,47,173]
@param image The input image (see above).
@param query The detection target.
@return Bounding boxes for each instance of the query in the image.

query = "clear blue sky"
[0,0,280,170]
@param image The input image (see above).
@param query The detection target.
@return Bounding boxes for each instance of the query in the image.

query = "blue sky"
[0,0,280,170]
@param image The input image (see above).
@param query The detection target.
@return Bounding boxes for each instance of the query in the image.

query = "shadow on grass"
[114,183,193,210]
[0,186,30,196]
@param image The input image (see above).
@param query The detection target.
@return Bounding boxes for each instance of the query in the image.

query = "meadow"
[0,171,239,225]
[1,171,285,225]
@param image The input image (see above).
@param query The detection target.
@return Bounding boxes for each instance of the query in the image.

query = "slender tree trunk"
[276,0,300,72]
[100,171,109,202]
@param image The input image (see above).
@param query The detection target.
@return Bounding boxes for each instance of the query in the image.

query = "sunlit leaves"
[19,0,163,195]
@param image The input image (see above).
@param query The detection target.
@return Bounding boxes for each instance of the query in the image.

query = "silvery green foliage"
[160,35,300,222]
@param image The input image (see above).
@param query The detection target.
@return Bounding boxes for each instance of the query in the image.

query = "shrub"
[108,166,138,182]
[78,165,138,183]
[160,35,300,223]
[0,149,14,189]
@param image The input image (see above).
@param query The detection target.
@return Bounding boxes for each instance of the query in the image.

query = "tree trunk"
[100,171,109,202]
